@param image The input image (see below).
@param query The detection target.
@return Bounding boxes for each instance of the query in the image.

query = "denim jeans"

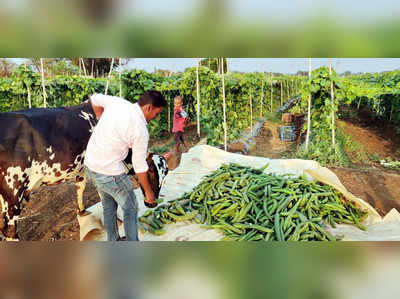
[85,166,139,241]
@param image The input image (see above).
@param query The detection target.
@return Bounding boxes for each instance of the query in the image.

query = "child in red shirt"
[172,96,190,153]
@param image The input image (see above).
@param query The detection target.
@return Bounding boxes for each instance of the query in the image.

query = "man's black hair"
[138,90,167,108]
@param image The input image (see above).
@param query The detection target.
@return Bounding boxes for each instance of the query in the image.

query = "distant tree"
[154,69,172,77]
[343,71,352,76]
[52,60,79,76]
[200,58,228,74]
[296,70,308,76]
[0,59,16,77]
[28,58,63,76]
[70,58,129,77]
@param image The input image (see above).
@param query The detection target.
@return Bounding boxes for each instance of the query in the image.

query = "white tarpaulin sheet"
[78,145,400,241]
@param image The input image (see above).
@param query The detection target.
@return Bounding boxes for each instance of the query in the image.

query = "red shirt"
[172,107,186,132]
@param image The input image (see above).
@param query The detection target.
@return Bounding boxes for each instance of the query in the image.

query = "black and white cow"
[0,101,168,240]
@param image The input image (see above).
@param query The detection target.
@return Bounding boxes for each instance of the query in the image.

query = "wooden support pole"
[119,58,122,97]
[270,73,273,113]
[167,72,171,132]
[305,58,312,150]
[329,60,335,149]
[27,85,31,109]
[81,58,87,77]
[40,58,47,108]
[260,78,264,118]
[286,79,289,100]
[105,58,114,95]
[250,93,253,132]
[291,79,293,97]
[221,57,227,150]
[196,59,201,137]
[91,59,94,77]
[280,81,283,107]
[168,97,171,132]
[24,60,31,109]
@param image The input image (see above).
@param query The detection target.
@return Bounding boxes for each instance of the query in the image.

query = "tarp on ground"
[78,145,400,241]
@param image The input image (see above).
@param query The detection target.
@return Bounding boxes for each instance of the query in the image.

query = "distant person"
[84,91,167,241]
[172,96,190,153]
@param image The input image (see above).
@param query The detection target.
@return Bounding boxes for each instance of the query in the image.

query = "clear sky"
[9,58,400,74]
[130,58,400,74]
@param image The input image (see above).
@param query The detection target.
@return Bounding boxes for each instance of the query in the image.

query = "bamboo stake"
[291,79,293,97]
[24,61,31,108]
[250,93,253,132]
[168,97,171,132]
[305,58,312,150]
[119,58,122,97]
[27,85,31,109]
[286,79,289,100]
[260,77,264,118]
[81,58,87,77]
[78,58,81,76]
[196,59,201,137]
[40,58,47,108]
[329,60,335,149]
[221,57,227,151]
[168,72,171,132]
[91,59,94,77]
[105,58,114,95]
[280,81,283,106]
[270,73,273,113]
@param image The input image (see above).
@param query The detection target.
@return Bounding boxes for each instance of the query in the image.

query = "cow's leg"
[6,214,19,241]
[0,196,19,241]
[76,174,89,216]
[0,194,7,240]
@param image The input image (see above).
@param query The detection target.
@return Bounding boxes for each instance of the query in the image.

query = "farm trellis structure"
[0,61,300,147]
[305,58,312,150]
[1,59,399,157]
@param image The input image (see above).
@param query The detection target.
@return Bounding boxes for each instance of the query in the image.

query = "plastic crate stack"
[279,125,296,141]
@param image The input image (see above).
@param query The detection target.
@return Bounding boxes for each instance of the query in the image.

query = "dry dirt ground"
[12,116,400,240]
[17,124,204,241]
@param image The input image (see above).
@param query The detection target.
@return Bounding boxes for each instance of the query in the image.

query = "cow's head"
[142,153,168,199]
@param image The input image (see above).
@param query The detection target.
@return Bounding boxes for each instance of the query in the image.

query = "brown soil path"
[14,115,400,240]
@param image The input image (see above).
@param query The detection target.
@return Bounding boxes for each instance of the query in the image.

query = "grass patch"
[149,140,175,154]
[287,125,373,167]
[264,111,284,124]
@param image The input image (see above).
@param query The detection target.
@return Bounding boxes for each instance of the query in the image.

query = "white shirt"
[84,94,149,175]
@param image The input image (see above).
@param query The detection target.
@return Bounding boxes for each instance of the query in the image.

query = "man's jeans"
[85,166,139,241]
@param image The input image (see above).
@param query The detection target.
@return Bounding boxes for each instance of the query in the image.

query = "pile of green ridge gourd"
[139,163,368,241]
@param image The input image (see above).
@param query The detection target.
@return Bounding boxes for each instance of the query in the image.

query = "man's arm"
[136,172,155,203]
[129,127,156,205]
[90,94,118,120]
